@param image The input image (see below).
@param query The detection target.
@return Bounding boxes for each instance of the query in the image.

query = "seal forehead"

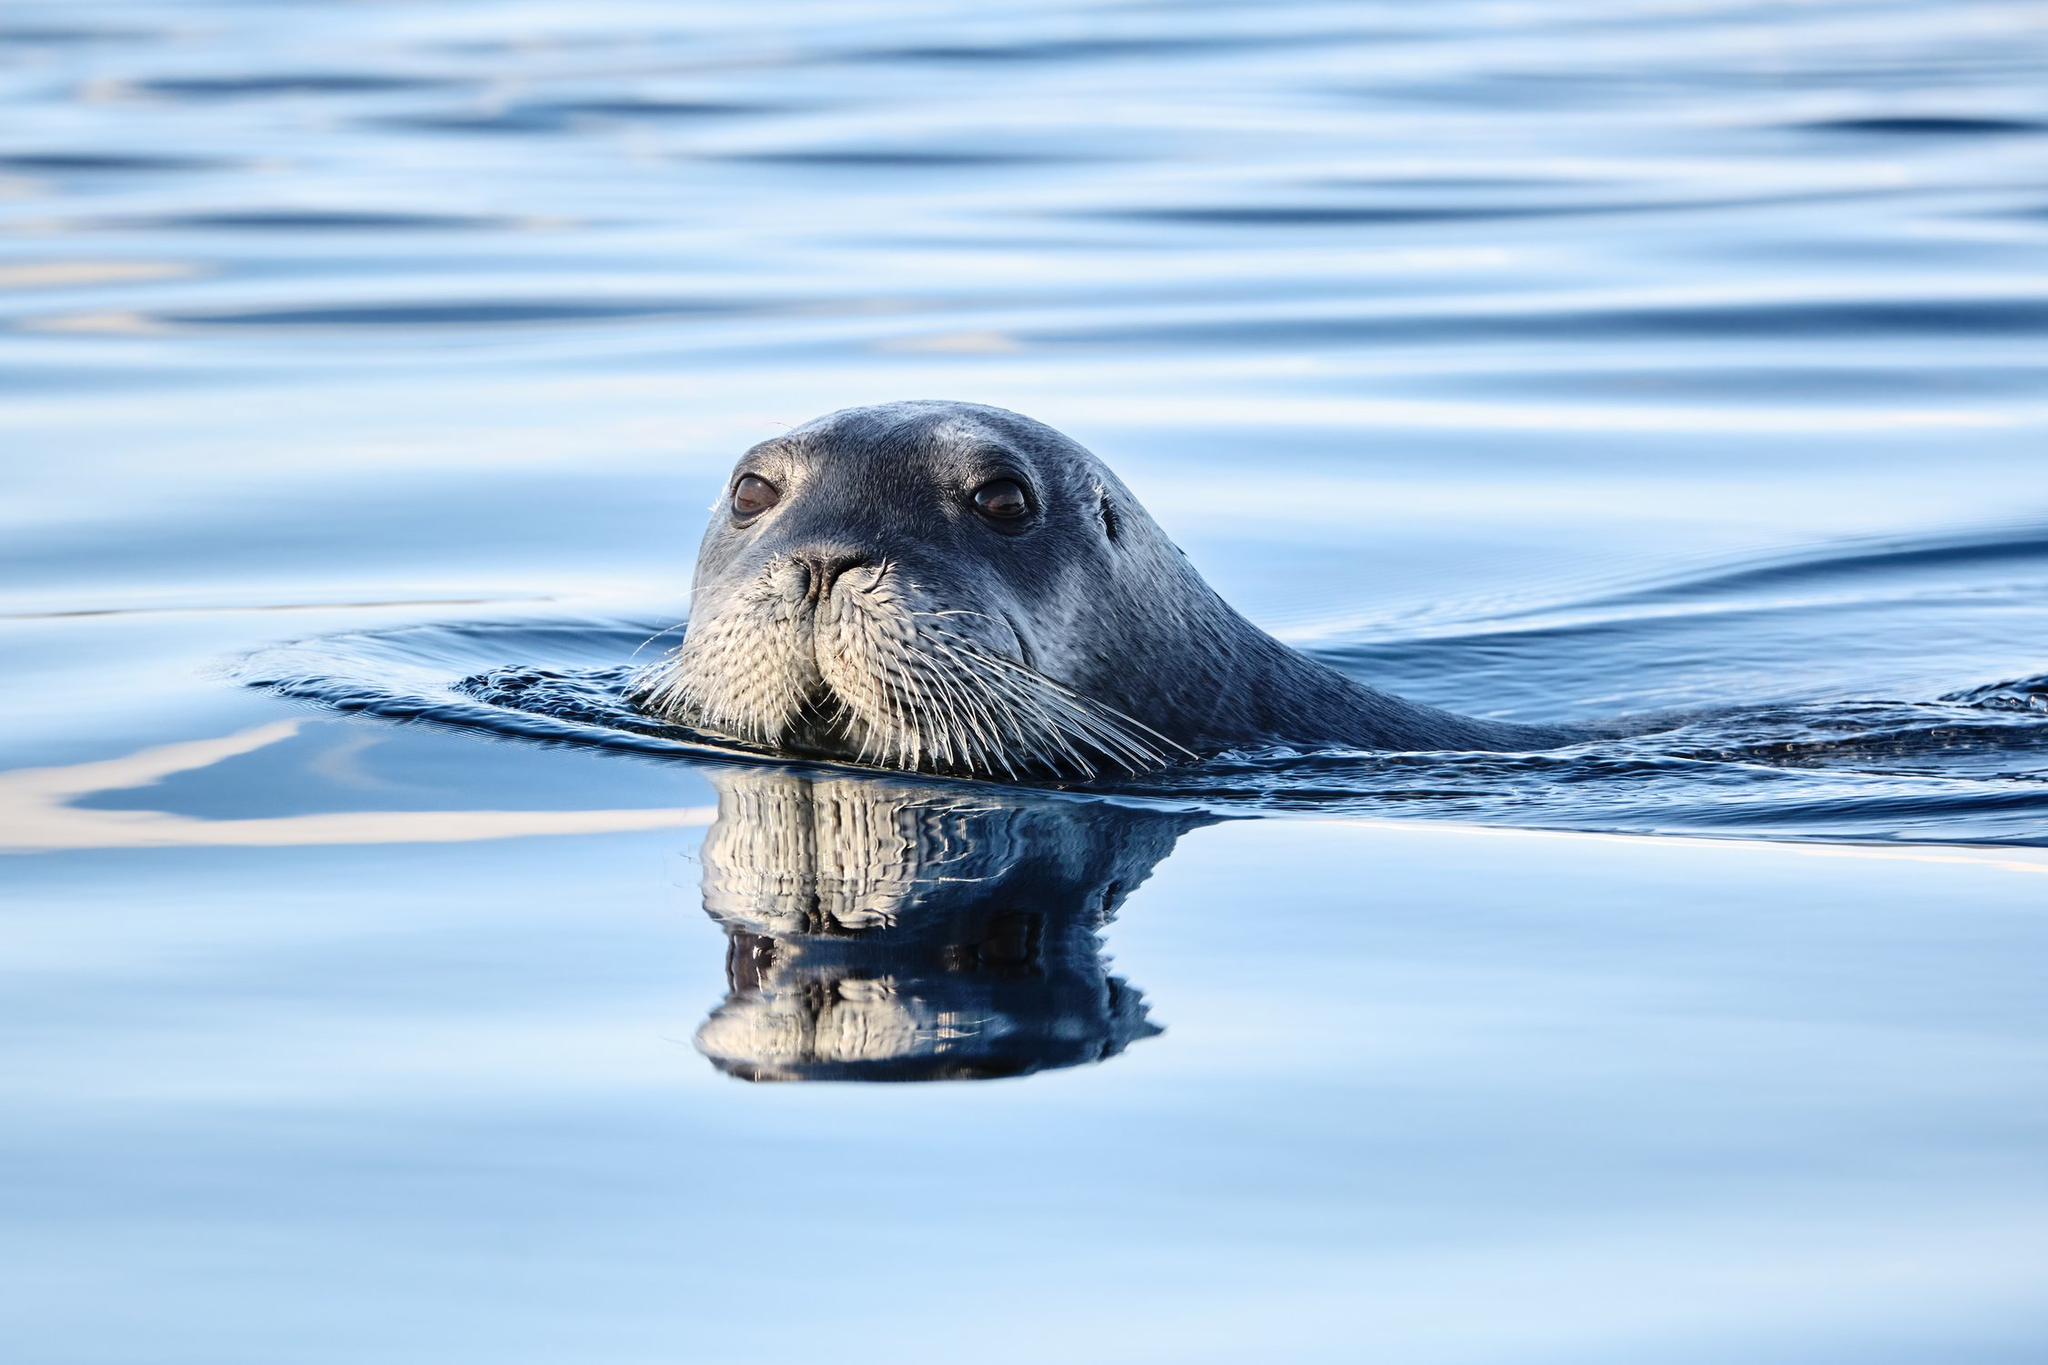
[921,412,1001,450]
[786,400,1077,471]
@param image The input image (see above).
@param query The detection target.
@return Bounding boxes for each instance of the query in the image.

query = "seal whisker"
[917,635,1061,773]
[945,653,1124,776]
[867,643,942,770]
[917,608,1009,629]
[882,631,1014,775]
[941,641,1186,762]
[935,641,1023,774]
[936,646,1104,778]
[921,625,1195,769]
[895,637,1017,778]
[628,620,691,660]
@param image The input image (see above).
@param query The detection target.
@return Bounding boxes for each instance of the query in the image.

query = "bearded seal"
[633,400,1590,778]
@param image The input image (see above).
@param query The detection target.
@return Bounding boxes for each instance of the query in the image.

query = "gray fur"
[634,400,1584,777]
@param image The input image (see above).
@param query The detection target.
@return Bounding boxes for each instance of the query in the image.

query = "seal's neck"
[1099,558,1576,755]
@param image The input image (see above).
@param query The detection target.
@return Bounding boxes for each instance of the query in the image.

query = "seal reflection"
[693,768,1211,1082]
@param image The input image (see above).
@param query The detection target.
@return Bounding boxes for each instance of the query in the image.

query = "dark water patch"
[1364,76,1642,111]
[0,25,157,44]
[1104,205,1560,226]
[379,110,586,136]
[384,98,764,134]
[126,209,516,233]
[1124,709,2048,846]
[1311,176,1613,189]
[536,98,770,120]
[1462,364,2048,400]
[1023,298,2048,350]
[422,32,659,56]
[0,152,226,174]
[1670,702,2048,774]
[723,148,1081,168]
[1601,780,2048,842]
[1375,56,2048,105]
[156,298,750,329]
[134,73,461,99]
[1087,187,1908,230]
[850,33,1328,64]
[1799,116,2046,136]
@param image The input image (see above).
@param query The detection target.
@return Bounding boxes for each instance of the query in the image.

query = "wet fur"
[635,400,1584,777]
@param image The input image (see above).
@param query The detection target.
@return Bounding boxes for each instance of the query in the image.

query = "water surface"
[5,2,2048,1361]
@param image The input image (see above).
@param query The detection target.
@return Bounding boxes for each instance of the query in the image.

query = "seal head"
[634,400,1579,776]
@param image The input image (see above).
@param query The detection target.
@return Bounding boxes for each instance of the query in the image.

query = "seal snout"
[793,548,872,604]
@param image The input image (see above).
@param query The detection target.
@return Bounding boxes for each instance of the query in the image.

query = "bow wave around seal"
[632,400,1635,779]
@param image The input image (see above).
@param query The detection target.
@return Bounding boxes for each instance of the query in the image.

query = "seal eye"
[972,478,1030,521]
[731,474,780,519]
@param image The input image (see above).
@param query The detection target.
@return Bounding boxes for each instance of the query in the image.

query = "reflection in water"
[693,769,1210,1082]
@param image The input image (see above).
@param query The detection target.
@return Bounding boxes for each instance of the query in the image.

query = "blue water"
[5,2,2048,1360]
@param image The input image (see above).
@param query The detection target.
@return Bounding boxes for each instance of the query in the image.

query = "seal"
[633,400,1592,778]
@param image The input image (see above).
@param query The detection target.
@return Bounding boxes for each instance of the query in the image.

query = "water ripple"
[1799,116,2046,136]
[239,522,2048,847]
[156,299,751,329]
[131,73,462,99]
[126,210,518,233]
[1024,299,2048,351]
[0,152,227,173]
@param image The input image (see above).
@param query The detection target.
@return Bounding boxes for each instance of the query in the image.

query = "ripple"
[1022,299,2048,350]
[153,298,751,329]
[0,24,157,45]
[850,33,1321,64]
[1091,187,1899,227]
[540,98,769,120]
[384,99,765,134]
[131,73,460,99]
[1605,525,2048,605]
[724,148,1083,167]
[1799,116,2046,136]
[239,622,744,762]
[1946,676,2048,713]
[1322,521,2048,722]
[122,209,520,233]
[239,589,2048,847]
[0,152,226,174]
[1102,206,1549,226]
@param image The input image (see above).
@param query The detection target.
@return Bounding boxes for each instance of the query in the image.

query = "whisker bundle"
[626,580,1191,782]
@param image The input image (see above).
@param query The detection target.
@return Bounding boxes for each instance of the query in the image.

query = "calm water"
[5,1,2048,1360]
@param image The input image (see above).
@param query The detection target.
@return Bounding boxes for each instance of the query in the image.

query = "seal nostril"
[798,551,870,601]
